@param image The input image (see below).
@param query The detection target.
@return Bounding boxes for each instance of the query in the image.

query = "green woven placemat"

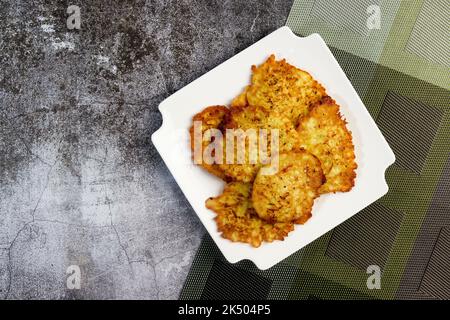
[180,0,450,300]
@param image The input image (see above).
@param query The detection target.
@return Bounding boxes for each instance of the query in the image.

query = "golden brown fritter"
[218,105,300,183]
[252,151,325,224]
[296,96,357,194]
[240,54,326,125]
[206,182,294,247]
[189,106,229,180]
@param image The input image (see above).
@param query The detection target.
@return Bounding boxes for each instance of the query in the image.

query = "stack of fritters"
[190,55,357,247]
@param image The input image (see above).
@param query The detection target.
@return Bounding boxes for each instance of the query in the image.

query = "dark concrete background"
[0,0,292,299]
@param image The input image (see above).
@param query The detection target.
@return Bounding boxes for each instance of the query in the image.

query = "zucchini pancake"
[206,182,294,248]
[190,55,357,247]
[231,54,326,126]
[297,96,357,194]
[252,151,325,224]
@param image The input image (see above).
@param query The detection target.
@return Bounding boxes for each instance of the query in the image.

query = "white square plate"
[151,26,395,270]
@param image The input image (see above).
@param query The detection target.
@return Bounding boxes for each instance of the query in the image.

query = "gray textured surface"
[0,0,292,299]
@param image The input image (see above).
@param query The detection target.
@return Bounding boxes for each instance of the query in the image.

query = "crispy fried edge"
[230,85,250,108]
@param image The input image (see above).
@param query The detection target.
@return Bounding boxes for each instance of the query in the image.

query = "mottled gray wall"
[0,0,292,299]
